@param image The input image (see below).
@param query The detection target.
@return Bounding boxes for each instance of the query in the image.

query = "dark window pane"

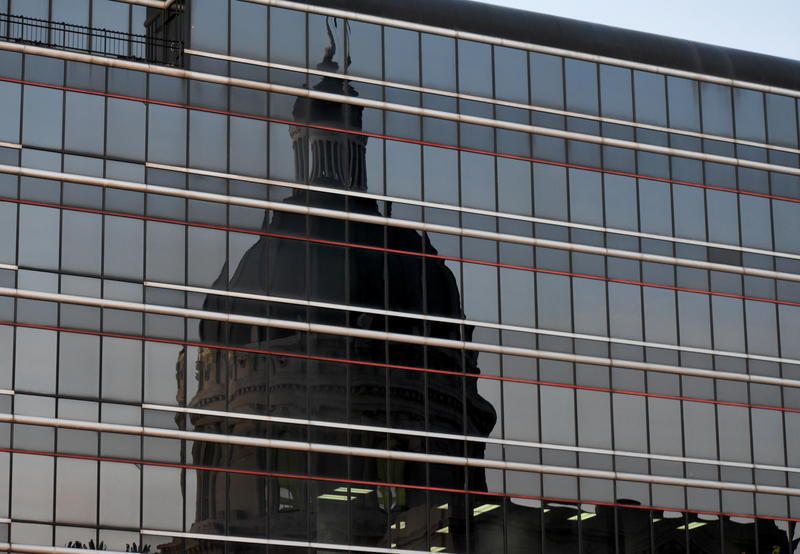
[766,93,799,147]
[270,7,306,67]
[667,76,701,131]
[565,58,598,115]
[64,92,105,154]
[10,0,48,18]
[458,39,493,97]
[190,0,229,52]
[230,0,267,59]
[421,33,455,91]
[634,71,667,127]
[494,46,528,103]
[61,211,102,275]
[531,53,564,109]
[348,20,382,80]
[0,82,21,143]
[600,64,632,120]
[107,98,146,161]
[384,27,418,85]
[189,111,227,171]
[22,86,63,150]
[733,88,765,142]
[148,105,187,165]
[19,205,60,270]
[701,83,733,136]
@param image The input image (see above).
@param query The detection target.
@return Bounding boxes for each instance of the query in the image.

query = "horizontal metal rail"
[1,286,799,388]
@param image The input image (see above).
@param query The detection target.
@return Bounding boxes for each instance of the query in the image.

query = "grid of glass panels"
[1,0,800,552]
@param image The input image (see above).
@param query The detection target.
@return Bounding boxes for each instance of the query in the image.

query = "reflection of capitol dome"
[168,18,497,554]
[289,29,367,192]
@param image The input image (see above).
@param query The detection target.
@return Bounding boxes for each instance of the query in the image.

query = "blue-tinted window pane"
[458,40,492,97]
[565,58,598,115]
[667,76,701,132]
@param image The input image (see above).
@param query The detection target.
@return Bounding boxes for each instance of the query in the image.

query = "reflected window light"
[677,521,707,530]
[436,503,449,510]
[568,512,597,521]
[317,493,351,501]
[473,503,501,516]
[430,548,446,553]
[435,526,449,534]
[334,486,373,494]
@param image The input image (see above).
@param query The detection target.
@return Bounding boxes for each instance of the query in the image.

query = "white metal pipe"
[0,41,798,177]
[2,413,799,497]
[146,402,800,476]
[150,161,800,264]
[243,0,800,100]
[1,286,799,388]
[0,545,130,554]
[144,530,431,554]
[145,280,800,366]
[3,164,800,284]
[186,47,800,157]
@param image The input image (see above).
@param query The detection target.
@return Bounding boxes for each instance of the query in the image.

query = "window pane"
[494,46,528,103]
[58,333,100,398]
[530,53,563,109]
[99,461,140,528]
[633,70,666,126]
[189,111,228,171]
[565,58,598,115]
[348,20,382,80]
[667,76,701,131]
[460,152,495,210]
[421,33,455,91]
[191,0,229,52]
[92,0,129,33]
[230,0,267,59]
[733,88,765,142]
[55,458,97,525]
[600,64,632,120]
[146,222,186,283]
[270,7,306,67]
[385,27,418,85]
[65,91,105,154]
[104,216,144,280]
[61,211,102,275]
[148,105,187,165]
[766,93,799,147]
[11,454,53,521]
[0,202,17,265]
[0,82,21,143]
[22,86,63,150]
[19,205,60,270]
[107,98,146,161]
[701,83,733,136]
[15,327,57,394]
[458,40,492,97]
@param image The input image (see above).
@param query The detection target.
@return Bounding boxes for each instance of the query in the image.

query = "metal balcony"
[0,12,182,67]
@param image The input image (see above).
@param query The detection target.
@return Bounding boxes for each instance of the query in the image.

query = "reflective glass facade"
[1,0,800,553]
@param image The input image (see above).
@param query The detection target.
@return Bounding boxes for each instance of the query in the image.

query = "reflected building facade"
[171,23,498,553]
[1,0,800,553]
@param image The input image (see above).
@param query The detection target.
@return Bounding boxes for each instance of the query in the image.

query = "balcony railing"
[0,12,182,67]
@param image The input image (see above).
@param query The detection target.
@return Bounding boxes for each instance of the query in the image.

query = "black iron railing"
[0,12,182,66]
